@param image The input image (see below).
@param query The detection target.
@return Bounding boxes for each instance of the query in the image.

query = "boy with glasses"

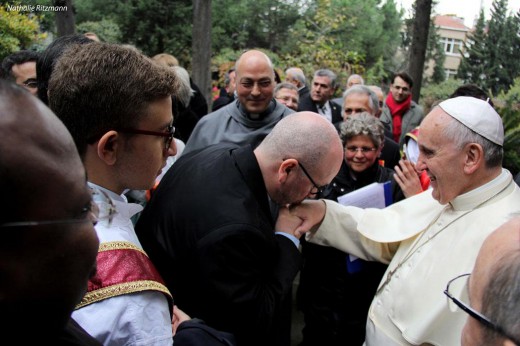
[48,42,179,345]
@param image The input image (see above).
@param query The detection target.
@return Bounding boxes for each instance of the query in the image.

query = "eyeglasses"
[118,124,175,151]
[0,188,117,228]
[21,78,38,89]
[346,146,378,154]
[298,161,327,195]
[444,273,520,345]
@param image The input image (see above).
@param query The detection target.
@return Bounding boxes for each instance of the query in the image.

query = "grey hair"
[339,112,385,148]
[481,249,520,345]
[274,82,298,95]
[285,67,306,84]
[347,74,364,86]
[314,69,337,89]
[224,68,235,86]
[442,112,503,168]
[173,66,194,107]
[343,85,380,115]
[258,113,339,169]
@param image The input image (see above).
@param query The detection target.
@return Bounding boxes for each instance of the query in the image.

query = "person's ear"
[278,158,298,184]
[97,131,120,166]
[503,339,516,346]
[463,143,484,174]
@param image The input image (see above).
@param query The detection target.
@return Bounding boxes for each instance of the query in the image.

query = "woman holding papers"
[297,112,404,346]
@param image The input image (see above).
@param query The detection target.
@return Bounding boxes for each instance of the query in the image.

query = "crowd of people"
[1,32,519,346]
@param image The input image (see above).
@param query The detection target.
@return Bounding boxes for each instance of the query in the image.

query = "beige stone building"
[425,14,471,80]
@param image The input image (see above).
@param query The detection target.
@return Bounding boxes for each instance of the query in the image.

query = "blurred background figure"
[274,82,299,111]
[0,50,40,96]
[212,67,236,111]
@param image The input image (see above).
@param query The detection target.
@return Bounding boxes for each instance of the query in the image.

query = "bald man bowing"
[277,97,520,345]
[136,112,343,346]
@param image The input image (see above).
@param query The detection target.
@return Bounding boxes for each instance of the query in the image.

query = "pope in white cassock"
[276,96,520,345]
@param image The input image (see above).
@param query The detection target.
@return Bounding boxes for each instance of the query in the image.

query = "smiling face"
[236,51,275,114]
[275,87,299,111]
[344,135,381,173]
[416,108,469,204]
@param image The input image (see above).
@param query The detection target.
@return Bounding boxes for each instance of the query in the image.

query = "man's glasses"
[298,161,327,195]
[0,189,117,228]
[118,124,175,151]
[444,273,520,345]
[346,146,377,154]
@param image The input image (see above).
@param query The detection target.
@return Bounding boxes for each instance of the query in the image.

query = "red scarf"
[386,93,412,143]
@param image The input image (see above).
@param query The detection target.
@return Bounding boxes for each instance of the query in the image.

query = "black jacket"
[297,94,343,125]
[136,144,301,346]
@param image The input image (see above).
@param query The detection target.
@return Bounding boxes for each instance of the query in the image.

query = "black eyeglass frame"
[298,161,327,195]
[0,189,117,228]
[117,124,175,151]
[444,273,520,345]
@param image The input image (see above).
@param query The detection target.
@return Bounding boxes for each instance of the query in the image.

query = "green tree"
[485,0,511,94]
[458,0,520,94]
[76,19,122,43]
[496,77,520,173]
[457,10,488,85]
[0,5,46,60]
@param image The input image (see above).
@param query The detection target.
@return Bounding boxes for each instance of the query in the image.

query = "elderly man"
[136,112,344,346]
[0,80,100,343]
[277,96,520,345]
[454,216,520,346]
[274,82,299,111]
[332,73,365,105]
[298,69,342,126]
[285,67,308,99]
[380,71,424,147]
[0,50,40,95]
[184,50,293,155]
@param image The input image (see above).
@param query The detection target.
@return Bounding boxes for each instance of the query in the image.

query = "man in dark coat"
[297,69,343,127]
[136,112,344,346]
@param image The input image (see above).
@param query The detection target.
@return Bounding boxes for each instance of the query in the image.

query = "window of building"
[440,37,463,55]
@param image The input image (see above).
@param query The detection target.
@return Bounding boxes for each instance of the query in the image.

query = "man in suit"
[298,69,342,127]
[136,112,344,346]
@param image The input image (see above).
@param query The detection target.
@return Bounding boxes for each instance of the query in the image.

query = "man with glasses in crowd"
[276,96,520,345]
[0,50,40,96]
[445,215,520,346]
[183,50,294,155]
[47,42,179,345]
[380,71,424,147]
[136,112,344,346]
